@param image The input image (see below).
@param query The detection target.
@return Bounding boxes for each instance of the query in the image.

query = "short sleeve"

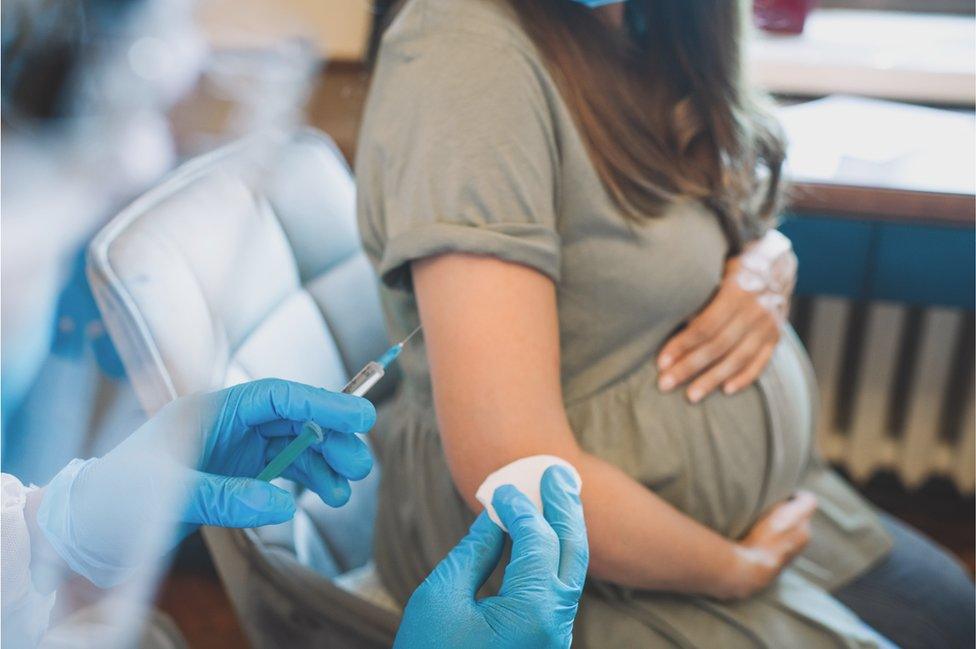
[356,32,561,290]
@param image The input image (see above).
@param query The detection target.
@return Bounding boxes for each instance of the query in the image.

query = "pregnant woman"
[356,0,975,646]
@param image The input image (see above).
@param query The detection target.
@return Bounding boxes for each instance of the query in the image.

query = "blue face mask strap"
[570,0,626,8]
[569,1,647,41]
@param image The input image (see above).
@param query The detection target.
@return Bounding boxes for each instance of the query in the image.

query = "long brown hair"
[508,0,785,250]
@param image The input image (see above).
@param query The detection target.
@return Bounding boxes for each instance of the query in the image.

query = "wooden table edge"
[789,182,976,227]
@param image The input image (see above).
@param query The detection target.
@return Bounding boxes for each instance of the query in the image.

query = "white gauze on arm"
[475,455,582,532]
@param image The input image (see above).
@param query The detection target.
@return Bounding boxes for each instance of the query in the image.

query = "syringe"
[256,326,421,482]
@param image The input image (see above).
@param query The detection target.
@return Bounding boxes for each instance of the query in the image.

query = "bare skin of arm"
[413,253,815,598]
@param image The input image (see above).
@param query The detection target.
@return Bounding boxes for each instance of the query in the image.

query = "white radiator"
[793,296,976,493]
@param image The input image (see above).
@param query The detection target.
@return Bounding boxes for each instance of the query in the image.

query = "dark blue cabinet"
[780,214,975,309]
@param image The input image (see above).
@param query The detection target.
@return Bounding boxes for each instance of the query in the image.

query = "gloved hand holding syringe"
[256,326,422,482]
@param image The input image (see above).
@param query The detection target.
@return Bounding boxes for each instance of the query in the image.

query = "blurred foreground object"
[169,38,316,157]
[86,130,402,647]
[2,0,319,646]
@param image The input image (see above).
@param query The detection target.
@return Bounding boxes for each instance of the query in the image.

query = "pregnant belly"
[565,327,816,539]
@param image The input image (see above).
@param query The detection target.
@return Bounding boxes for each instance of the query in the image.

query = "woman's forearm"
[447,429,742,596]
[450,436,742,597]
[574,452,740,596]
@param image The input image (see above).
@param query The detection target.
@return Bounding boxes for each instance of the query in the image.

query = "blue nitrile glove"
[394,465,589,649]
[36,378,375,587]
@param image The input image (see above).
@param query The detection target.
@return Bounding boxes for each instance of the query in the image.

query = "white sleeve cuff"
[2,473,56,646]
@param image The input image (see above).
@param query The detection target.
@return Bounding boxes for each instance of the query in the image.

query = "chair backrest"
[87,129,400,647]
[89,129,392,409]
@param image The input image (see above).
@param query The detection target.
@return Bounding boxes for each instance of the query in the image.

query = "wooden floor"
[156,536,249,649]
[154,63,975,648]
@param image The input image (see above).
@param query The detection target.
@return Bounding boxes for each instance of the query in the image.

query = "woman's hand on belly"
[657,230,797,403]
[717,492,818,600]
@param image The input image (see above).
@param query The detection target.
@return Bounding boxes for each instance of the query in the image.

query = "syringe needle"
[400,325,422,346]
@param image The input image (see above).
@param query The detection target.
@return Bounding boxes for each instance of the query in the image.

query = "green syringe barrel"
[256,421,324,482]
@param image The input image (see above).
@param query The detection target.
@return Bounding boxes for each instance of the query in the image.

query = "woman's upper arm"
[360,35,570,506]
[412,253,581,506]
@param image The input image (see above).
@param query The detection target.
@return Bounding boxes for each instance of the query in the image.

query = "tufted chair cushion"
[87,129,401,647]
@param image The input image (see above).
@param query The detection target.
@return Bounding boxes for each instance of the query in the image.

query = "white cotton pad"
[475,455,582,532]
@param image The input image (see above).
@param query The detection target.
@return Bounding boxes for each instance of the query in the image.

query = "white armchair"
[87,129,401,647]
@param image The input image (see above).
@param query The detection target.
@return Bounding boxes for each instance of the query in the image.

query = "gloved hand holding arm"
[28,378,375,589]
[394,465,589,649]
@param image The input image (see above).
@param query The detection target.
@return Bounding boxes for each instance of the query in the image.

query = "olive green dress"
[355,0,893,646]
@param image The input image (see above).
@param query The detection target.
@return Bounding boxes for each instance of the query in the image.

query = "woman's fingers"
[657,286,744,373]
[745,491,817,550]
[723,342,776,395]
[775,514,813,567]
[767,491,818,534]
[684,310,779,401]
[659,299,782,401]
[659,315,748,393]
[731,491,816,598]
[786,518,813,559]
[658,305,756,392]
[683,319,769,402]
[745,492,817,572]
